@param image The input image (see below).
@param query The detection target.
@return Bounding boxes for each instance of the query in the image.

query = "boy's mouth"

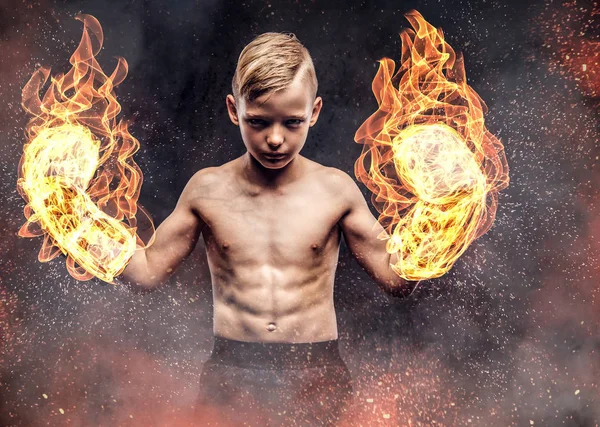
[264,153,286,160]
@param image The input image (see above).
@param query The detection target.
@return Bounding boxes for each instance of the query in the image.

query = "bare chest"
[196,186,343,262]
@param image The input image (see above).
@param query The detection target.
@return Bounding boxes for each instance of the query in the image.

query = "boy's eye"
[248,119,266,126]
[286,119,304,126]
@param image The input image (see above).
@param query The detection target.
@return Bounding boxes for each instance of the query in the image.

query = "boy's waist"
[207,336,346,369]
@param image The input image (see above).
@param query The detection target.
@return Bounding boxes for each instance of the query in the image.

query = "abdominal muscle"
[197,157,345,343]
[210,262,339,343]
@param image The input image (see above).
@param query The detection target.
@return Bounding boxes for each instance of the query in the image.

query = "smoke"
[1,0,599,425]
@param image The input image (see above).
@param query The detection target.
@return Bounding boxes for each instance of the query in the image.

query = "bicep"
[121,172,209,288]
[339,174,389,263]
[151,204,202,254]
[336,171,412,294]
[145,180,205,272]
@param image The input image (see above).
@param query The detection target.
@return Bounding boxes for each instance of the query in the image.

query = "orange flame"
[17,14,152,283]
[355,10,509,280]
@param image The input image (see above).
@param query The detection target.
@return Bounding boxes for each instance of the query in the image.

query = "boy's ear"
[226,94,240,126]
[309,96,323,127]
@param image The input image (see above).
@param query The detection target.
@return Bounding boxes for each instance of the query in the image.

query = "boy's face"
[226,75,322,170]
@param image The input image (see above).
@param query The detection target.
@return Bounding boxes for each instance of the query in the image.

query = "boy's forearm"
[381,252,417,297]
[119,247,164,290]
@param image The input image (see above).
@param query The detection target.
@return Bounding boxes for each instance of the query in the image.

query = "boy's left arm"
[336,170,417,297]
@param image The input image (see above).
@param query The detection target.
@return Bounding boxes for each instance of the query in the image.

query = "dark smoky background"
[0,0,599,425]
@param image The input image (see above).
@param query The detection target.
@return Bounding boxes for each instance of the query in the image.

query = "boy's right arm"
[120,171,208,290]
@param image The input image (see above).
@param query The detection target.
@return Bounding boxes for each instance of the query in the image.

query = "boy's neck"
[242,152,305,189]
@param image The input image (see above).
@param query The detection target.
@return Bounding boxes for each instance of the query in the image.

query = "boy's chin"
[259,159,292,170]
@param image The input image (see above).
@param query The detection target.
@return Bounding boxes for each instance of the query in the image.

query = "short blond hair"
[232,32,318,102]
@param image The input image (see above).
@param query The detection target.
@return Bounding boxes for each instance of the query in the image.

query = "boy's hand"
[352,11,509,281]
[18,14,151,284]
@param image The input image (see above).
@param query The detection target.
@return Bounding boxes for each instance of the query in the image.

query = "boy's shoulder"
[187,160,236,186]
[181,164,233,203]
[302,158,357,195]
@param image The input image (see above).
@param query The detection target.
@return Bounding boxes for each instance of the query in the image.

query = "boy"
[122,32,412,425]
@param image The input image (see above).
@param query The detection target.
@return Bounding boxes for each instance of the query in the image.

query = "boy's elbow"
[133,274,166,292]
[379,273,417,298]
[117,272,165,293]
[119,253,168,292]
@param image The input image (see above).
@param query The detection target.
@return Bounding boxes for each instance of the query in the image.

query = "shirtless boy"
[122,32,412,426]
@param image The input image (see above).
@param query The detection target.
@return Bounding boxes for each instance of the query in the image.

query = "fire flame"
[17,14,152,283]
[355,10,509,281]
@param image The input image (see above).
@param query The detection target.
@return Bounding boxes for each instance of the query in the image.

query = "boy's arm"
[120,170,207,290]
[337,170,417,297]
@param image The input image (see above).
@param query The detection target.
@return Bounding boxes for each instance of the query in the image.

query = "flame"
[355,10,509,281]
[17,14,152,283]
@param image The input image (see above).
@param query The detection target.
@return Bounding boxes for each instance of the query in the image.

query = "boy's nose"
[266,129,284,148]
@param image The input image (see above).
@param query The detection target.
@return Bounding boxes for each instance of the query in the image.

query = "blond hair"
[232,32,318,102]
